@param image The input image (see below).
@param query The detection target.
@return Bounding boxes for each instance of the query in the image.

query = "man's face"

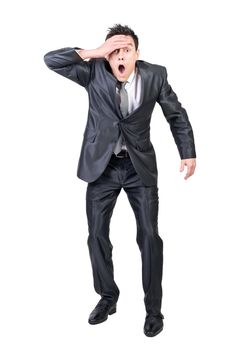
[106,35,139,81]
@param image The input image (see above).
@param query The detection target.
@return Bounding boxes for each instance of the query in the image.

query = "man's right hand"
[77,35,132,60]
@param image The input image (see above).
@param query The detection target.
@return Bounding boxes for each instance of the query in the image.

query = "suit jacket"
[44,47,196,186]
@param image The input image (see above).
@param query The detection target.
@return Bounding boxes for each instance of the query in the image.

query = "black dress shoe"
[144,313,164,337]
[88,298,117,325]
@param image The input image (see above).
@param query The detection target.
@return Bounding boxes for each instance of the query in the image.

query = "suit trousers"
[86,153,163,316]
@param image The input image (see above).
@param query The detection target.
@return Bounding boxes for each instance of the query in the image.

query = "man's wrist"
[75,48,100,60]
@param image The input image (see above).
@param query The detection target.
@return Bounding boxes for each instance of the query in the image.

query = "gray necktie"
[113,81,128,155]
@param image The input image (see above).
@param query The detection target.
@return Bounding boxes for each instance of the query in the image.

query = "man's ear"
[136,49,140,59]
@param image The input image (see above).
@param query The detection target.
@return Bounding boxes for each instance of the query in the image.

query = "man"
[44,24,196,337]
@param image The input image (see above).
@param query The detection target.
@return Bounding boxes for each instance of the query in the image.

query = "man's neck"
[126,68,136,83]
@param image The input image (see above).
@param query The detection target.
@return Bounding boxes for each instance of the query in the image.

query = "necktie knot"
[117,81,128,91]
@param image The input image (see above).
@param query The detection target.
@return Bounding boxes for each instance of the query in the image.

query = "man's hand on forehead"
[108,35,133,49]
[77,35,134,60]
[95,35,133,60]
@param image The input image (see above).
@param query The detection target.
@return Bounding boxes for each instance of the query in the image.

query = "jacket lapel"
[104,61,123,119]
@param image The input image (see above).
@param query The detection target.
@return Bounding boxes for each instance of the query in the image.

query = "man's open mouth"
[118,64,125,73]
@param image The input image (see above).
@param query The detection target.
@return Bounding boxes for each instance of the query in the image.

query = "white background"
[1,0,234,349]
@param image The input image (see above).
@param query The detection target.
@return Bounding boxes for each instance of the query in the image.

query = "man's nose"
[118,49,125,60]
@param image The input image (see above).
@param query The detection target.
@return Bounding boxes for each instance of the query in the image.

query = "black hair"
[105,24,139,50]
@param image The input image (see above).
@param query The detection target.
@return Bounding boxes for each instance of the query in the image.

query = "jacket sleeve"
[43,47,92,87]
[157,67,196,159]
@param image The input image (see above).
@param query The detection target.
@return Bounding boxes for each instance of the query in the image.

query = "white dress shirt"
[116,67,142,150]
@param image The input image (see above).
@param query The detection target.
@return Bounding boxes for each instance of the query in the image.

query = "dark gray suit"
[44,47,196,317]
[44,47,196,186]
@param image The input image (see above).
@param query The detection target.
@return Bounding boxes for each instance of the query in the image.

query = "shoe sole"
[88,306,116,325]
[144,326,163,337]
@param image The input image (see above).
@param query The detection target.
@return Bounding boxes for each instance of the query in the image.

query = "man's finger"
[109,36,131,44]
[184,169,190,180]
[110,34,131,40]
[184,164,195,180]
